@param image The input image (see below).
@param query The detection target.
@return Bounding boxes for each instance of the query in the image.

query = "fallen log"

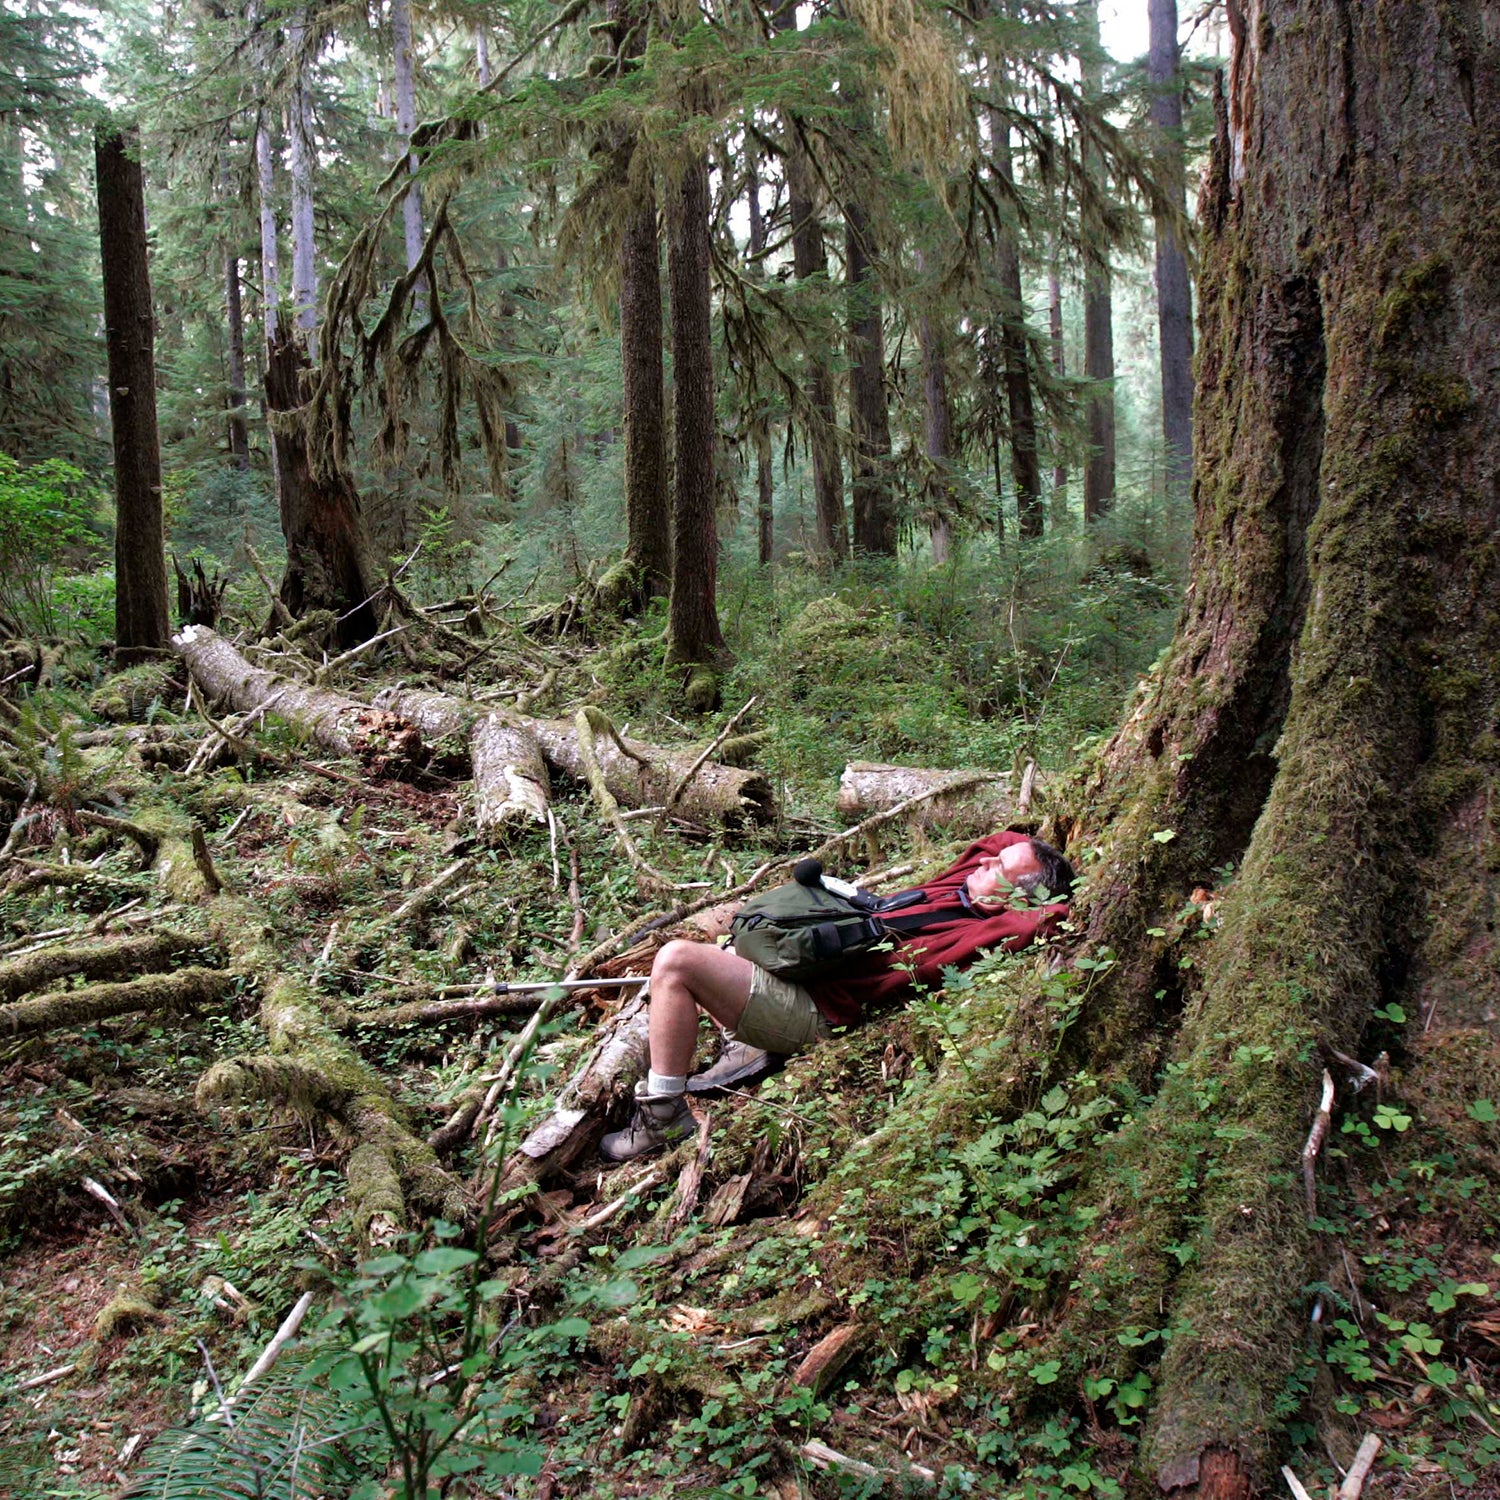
[0,966,228,1037]
[373,687,550,833]
[486,986,652,1196]
[530,718,774,830]
[172,625,423,770]
[0,930,199,1003]
[332,990,540,1031]
[197,965,466,1247]
[836,762,1011,835]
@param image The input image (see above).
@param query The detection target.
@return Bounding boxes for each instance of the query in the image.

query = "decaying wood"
[572,708,684,891]
[801,1439,934,1487]
[531,716,774,830]
[793,1322,870,1396]
[197,967,466,1247]
[190,825,224,897]
[666,1110,712,1231]
[387,858,471,926]
[1301,1069,1335,1221]
[0,930,197,1003]
[75,811,160,870]
[229,1291,316,1406]
[491,986,653,1193]
[0,966,229,1037]
[836,762,1011,834]
[173,626,423,768]
[374,686,550,832]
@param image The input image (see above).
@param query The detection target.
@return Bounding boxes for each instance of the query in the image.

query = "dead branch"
[75,811,160,870]
[0,966,229,1037]
[666,1111,713,1230]
[1301,1068,1335,1221]
[333,990,540,1030]
[387,858,471,927]
[1337,1435,1382,1500]
[573,708,685,893]
[0,930,198,1002]
[664,696,759,817]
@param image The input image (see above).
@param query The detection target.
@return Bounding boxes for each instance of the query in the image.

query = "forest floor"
[0,573,1496,1500]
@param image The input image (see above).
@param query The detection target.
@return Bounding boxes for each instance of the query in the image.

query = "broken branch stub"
[172,626,423,770]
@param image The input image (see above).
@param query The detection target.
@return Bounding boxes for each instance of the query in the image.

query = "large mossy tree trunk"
[596,0,671,614]
[1030,6,1500,1492]
[96,127,170,660]
[664,153,727,695]
[1079,0,1116,524]
[264,331,380,645]
[845,192,896,557]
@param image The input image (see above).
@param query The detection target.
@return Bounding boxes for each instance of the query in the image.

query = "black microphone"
[792,858,824,886]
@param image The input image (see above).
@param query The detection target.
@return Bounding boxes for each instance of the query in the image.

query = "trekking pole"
[480,975,650,997]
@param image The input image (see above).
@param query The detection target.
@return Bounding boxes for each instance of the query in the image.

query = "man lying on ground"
[599,830,1075,1162]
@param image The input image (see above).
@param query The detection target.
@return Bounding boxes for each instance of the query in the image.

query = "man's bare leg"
[646,939,755,1080]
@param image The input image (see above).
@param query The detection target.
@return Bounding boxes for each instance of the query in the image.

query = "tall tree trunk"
[1048,259,1068,525]
[613,170,671,603]
[255,116,280,344]
[1012,8,1500,1490]
[786,140,846,561]
[746,149,775,567]
[994,123,1043,540]
[95,128,169,659]
[265,331,380,644]
[390,0,425,311]
[224,249,249,469]
[1149,0,1194,502]
[846,198,895,556]
[917,308,955,564]
[287,14,317,335]
[664,155,726,678]
[594,0,671,613]
[475,28,490,86]
[772,0,845,563]
[1080,0,1115,523]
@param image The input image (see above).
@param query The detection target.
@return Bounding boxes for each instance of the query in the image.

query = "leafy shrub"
[0,454,106,634]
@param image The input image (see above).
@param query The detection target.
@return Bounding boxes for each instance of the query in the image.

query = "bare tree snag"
[264,331,381,645]
[173,626,423,767]
[0,930,197,1003]
[836,763,1012,835]
[0,967,228,1038]
[197,970,466,1246]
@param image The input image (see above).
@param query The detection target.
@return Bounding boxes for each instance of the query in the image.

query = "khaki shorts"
[731,965,832,1055]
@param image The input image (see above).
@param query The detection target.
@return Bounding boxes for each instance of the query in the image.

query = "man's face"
[965,843,1044,905]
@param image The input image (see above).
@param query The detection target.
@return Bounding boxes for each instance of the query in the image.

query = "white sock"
[646,1069,687,1097]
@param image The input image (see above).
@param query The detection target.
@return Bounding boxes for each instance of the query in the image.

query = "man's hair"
[1017,839,1076,901]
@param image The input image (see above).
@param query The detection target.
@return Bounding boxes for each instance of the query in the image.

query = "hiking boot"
[687,1039,782,1096]
[598,1088,694,1163]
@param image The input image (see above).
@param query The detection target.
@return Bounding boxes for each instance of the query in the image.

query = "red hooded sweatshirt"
[806,831,1067,1028]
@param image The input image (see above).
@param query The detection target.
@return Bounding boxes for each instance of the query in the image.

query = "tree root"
[197,971,467,1245]
[0,965,229,1037]
[0,929,199,1002]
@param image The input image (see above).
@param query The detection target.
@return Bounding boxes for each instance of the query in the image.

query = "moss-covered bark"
[196,913,467,1247]
[0,930,197,1002]
[0,966,228,1037]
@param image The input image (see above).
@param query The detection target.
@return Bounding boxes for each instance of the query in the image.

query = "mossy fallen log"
[172,625,424,770]
[0,966,228,1037]
[197,971,467,1247]
[0,930,199,1002]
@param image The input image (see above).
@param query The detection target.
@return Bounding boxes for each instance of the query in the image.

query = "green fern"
[120,1366,374,1500]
